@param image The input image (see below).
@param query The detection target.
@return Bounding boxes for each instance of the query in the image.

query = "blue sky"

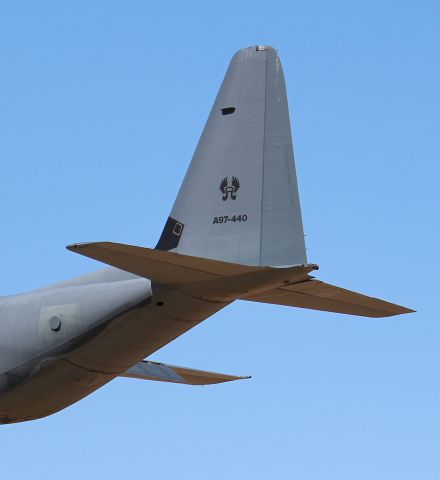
[0,1,439,479]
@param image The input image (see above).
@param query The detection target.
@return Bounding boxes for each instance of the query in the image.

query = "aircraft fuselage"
[0,270,151,422]
[0,267,229,423]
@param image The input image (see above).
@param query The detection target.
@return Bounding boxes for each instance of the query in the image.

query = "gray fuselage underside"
[0,268,226,423]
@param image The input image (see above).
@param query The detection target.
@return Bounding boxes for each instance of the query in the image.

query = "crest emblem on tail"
[220,176,240,201]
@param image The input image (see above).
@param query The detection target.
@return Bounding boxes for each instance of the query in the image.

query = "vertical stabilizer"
[156,46,307,267]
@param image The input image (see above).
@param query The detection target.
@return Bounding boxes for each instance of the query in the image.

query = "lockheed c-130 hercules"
[0,46,413,424]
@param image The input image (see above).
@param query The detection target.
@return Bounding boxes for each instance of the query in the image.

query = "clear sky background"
[0,1,438,479]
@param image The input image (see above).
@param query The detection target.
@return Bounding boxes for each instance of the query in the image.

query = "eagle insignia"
[220,176,240,201]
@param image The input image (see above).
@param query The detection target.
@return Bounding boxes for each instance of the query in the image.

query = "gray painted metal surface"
[0,46,413,424]
[160,46,306,266]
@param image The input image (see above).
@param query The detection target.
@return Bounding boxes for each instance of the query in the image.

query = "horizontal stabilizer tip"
[245,279,415,317]
[119,360,250,385]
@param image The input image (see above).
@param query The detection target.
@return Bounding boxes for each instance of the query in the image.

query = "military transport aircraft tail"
[0,45,415,427]
[69,46,413,318]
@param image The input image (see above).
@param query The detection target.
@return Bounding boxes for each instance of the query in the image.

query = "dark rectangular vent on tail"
[221,107,235,115]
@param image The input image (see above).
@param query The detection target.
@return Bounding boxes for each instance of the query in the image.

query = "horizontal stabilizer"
[67,243,413,317]
[119,360,250,385]
[67,242,317,300]
[67,242,256,283]
[244,279,415,317]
